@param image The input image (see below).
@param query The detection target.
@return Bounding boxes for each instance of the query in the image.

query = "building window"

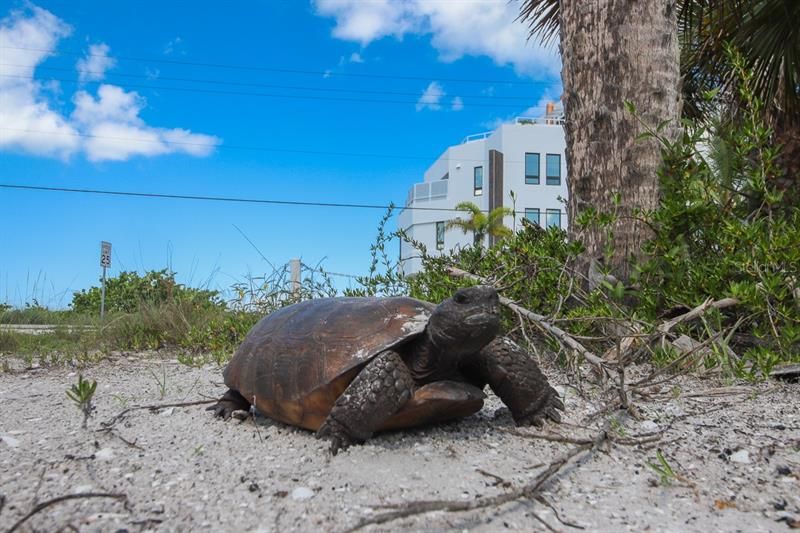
[441,172,449,180]
[546,209,561,228]
[525,153,540,185]
[546,154,561,185]
[524,208,540,226]
[473,166,483,196]
[436,221,445,250]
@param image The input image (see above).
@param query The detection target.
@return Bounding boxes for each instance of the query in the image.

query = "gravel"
[0,355,798,532]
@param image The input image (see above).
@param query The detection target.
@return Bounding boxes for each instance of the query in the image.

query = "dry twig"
[346,430,608,532]
[7,492,127,533]
[101,399,217,428]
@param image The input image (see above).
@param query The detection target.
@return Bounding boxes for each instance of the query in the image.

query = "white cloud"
[0,6,220,162]
[72,84,220,162]
[349,51,364,63]
[313,0,560,77]
[480,88,563,130]
[163,36,184,55]
[76,43,116,82]
[451,96,464,111]
[0,5,79,157]
[416,81,444,111]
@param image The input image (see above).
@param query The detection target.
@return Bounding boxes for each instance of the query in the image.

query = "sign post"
[100,241,112,320]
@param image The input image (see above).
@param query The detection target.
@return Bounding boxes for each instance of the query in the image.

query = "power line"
[0,63,547,102]
[0,127,563,165]
[1,45,551,86]
[0,183,566,215]
[0,73,536,109]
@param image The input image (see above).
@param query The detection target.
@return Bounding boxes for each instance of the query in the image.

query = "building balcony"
[405,179,448,207]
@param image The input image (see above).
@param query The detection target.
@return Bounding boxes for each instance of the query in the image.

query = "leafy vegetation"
[446,201,514,247]
[71,269,224,315]
[66,374,97,428]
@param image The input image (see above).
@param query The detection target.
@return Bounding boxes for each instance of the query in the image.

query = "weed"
[111,394,129,408]
[66,374,97,428]
[149,364,168,399]
[609,417,628,437]
[647,449,677,486]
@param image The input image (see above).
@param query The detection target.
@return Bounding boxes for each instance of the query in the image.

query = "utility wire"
[0,183,566,215]
[0,127,563,165]
[1,45,550,86]
[0,63,548,102]
[0,73,536,109]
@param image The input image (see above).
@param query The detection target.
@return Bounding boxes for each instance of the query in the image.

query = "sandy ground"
[0,354,798,532]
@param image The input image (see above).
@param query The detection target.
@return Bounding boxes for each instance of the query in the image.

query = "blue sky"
[0,0,561,308]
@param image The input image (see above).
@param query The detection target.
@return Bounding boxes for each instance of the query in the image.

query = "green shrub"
[71,269,224,315]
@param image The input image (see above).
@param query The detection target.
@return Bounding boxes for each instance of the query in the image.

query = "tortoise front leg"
[317,350,414,454]
[465,337,563,426]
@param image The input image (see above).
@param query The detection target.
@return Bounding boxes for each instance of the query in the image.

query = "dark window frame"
[473,166,483,196]
[525,152,540,185]
[546,153,561,185]
[546,209,561,228]
[524,208,540,226]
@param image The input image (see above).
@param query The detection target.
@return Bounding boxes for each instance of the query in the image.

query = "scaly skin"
[317,350,414,454]
[208,389,251,419]
[464,337,563,426]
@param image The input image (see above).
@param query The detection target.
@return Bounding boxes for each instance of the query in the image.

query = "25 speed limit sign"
[100,241,112,268]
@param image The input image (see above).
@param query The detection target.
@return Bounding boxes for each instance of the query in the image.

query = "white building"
[398,115,567,275]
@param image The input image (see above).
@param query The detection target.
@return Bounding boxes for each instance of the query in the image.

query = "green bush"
[71,269,224,315]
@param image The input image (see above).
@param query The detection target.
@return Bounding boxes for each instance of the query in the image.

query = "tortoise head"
[427,286,500,356]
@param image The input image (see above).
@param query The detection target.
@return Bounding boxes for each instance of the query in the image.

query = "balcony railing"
[460,131,492,144]
[406,180,448,206]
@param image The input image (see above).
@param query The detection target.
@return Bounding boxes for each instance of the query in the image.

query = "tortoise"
[211,286,563,453]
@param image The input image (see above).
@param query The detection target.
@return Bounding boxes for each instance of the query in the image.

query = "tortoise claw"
[514,389,564,427]
[208,389,252,421]
[317,418,360,455]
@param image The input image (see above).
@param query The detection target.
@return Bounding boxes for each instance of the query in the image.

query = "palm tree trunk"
[560,0,681,283]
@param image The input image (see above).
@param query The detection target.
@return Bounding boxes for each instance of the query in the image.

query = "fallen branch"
[346,429,608,532]
[101,399,217,428]
[446,267,608,373]
[657,297,740,335]
[502,427,662,447]
[8,492,127,533]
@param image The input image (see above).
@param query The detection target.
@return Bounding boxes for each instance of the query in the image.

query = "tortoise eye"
[454,292,468,304]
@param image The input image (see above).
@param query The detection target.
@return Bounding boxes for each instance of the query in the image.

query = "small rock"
[160,407,175,417]
[94,447,115,461]
[776,465,791,476]
[640,421,659,432]
[730,450,750,464]
[0,435,20,448]
[291,487,314,501]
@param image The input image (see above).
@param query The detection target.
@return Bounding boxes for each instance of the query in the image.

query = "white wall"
[399,120,567,275]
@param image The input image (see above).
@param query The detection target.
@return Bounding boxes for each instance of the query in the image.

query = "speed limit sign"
[100,241,112,268]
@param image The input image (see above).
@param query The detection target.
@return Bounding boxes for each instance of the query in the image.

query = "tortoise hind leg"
[464,337,563,426]
[208,388,251,420]
[317,350,413,454]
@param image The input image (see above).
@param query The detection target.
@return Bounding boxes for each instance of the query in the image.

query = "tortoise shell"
[223,296,434,431]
